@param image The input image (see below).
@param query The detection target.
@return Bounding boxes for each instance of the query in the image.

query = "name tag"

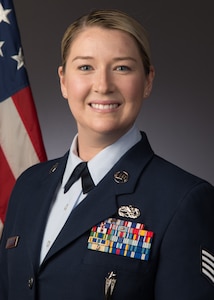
[5,236,19,249]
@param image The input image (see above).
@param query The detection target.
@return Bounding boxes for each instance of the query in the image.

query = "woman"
[0,9,214,300]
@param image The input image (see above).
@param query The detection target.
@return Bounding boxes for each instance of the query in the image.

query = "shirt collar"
[62,124,141,186]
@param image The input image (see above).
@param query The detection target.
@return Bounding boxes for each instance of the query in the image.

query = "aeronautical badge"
[118,205,140,219]
[201,248,214,284]
[88,218,154,261]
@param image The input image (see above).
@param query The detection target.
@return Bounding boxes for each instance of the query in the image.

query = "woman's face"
[59,26,154,141]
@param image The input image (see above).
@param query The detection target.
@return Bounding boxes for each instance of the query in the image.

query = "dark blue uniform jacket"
[0,132,214,299]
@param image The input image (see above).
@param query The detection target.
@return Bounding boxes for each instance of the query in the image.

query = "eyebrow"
[72,56,93,62]
[72,56,137,63]
[113,57,137,63]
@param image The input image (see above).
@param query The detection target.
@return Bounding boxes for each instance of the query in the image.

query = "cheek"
[66,78,88,116]
[64,75,88,99]
[122,78,144,103]
[66,80,81,98]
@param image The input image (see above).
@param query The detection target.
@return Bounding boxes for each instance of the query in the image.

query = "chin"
[94,126,129,139]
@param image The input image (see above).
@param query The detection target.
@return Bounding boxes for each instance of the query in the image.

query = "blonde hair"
[61,9,152,74]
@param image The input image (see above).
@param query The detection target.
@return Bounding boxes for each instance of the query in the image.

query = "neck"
[77,130,125,161]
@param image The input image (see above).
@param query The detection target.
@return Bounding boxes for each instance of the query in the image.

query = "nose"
[93,68,114,94]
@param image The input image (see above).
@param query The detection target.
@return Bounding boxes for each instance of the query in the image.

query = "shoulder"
[147,155,214,203]
[135,132,212,189]
[133,133,214,201]
[152,153,211,187]
[8,152,69,203]
[5,152,69,218]
[17,152,69,183]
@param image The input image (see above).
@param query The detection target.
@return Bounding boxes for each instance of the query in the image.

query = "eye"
[115,65,131,71]
[79,65,93,71]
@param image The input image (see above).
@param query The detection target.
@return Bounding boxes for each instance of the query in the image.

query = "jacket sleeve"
[154,181,214,299]
[0,217,10,299]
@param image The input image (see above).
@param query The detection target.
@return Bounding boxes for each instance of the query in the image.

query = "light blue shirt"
[40,125,141,263]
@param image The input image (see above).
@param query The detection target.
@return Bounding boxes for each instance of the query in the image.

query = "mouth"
[90,103,120,110]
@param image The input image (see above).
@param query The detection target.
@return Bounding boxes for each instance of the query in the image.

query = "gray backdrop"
[13,0,214,185]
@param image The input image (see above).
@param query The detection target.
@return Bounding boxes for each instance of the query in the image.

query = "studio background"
[14,0,214,185]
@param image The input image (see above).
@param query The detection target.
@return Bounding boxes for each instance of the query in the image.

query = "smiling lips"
[90,103,120,110]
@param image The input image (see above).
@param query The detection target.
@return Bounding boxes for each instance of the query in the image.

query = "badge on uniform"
[88,218,154,261]
[201,248,214,285]
[5,236,19,249]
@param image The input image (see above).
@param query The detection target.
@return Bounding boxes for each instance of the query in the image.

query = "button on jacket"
[0,132,214,299]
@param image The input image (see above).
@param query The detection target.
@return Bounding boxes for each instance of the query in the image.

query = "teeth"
[91,103,119,110]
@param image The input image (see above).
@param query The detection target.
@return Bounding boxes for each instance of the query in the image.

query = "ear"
[143,65,155,98]
[58,66,68,99]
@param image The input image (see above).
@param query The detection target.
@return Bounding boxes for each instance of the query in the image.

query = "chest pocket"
[84,217,154,274]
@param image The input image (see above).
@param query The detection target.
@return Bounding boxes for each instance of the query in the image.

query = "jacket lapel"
[42,132,154,265]
[27,153,68,268]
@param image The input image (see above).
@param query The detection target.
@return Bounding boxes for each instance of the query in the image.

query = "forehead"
[69,26,140,56]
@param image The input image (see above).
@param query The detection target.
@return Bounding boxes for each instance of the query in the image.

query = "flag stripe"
[0,96,39,178]
[0,0,47,224]
[12,87,47,161]
[0,146,15,222]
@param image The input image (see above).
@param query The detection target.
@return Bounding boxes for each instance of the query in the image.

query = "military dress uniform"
[0,132,214,299]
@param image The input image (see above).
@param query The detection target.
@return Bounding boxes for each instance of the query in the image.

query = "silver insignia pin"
[114,171,129,183]
[49,163,59,174]
[105,271,117,300]
[118,205,141,219]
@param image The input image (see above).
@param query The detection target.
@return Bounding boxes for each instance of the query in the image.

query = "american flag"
[0,0,47,225]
